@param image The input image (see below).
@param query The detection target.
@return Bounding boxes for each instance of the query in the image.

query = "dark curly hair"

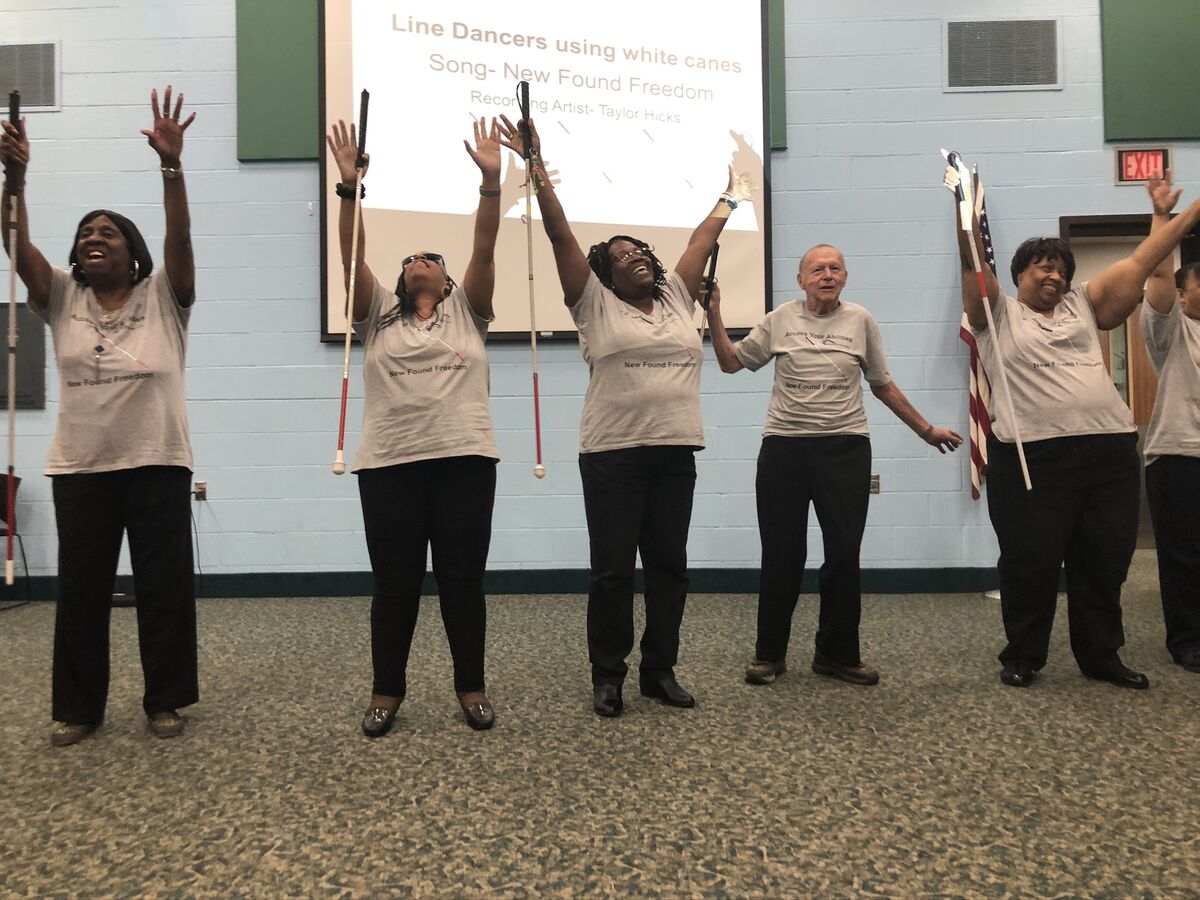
[392,255,457,319]
[68,209,153,286]
[1175,262,1200,291]
[1010,237,1075,289]
[587,235,667,299]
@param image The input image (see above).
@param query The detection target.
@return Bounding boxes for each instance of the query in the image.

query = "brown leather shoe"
[745,658,787,685]
[50,722,96,747]
[148,710,185,739]
[812,652,879,686]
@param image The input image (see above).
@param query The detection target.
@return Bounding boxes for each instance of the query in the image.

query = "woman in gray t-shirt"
[1141,174,1200,674]
[948,164,1200,691]
[2,87,199,747]
[327,116,503,736]
[498,116,749,717]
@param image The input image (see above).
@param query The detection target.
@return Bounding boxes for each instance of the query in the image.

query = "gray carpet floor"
[0,549,1196,898]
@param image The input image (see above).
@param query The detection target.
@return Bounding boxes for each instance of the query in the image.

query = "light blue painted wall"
[1,0,1192,577]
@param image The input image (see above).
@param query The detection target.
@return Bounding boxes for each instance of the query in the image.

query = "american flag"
[958,166,994,500]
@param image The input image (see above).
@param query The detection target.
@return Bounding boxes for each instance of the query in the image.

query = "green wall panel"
[236,0,319,161]
[1101,0,1200,142]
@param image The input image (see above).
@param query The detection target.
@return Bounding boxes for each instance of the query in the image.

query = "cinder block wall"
[1,0,1190,580]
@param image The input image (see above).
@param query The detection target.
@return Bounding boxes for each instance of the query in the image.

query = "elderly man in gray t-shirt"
[709,245,961,687]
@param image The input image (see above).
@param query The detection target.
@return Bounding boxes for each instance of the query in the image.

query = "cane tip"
[332,461,346,476]
[534,464,546,479]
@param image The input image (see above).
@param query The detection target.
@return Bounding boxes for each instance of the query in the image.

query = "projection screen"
[321,0,770,339]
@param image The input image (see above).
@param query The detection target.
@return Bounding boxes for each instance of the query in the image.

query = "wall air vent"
[944,19,1061,92]
[0,43,60,111]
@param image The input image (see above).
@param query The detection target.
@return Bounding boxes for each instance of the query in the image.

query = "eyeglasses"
[401,252,445,269]
[611,248,649,265]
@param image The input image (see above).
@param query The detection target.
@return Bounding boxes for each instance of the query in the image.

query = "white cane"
[945,150,1031,491]
[332,90,369,476]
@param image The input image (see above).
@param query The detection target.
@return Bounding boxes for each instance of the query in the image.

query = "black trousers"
[1145,455,1200,660]
[51,466,197,726]
[987,433,1139,670]
[357,456,495,696]
[754,435,871,666]
[578,446,696,685]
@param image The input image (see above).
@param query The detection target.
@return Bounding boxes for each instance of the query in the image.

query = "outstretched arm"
[871,381,963,454]
[675,167,751,299]
[499,115,591,307]
[326,118,374,322]
[460,117,502,320]
[0,117,52,306]
[944,163,1000,330]
[1089,193,1200,329]
[1144,172,1181,315]
[705,281,744,373]
[142,86,196,306]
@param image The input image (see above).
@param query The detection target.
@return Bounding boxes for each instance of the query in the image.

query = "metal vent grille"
[946,20,1059,90]
[0,43,58,109]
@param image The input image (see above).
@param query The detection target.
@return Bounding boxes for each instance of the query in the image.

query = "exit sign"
[1115,147,1170,184]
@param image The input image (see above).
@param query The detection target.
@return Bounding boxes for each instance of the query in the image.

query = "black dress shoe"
[1000,661,1037,688]
[361,705,398,738]
[593,683,623,717]
[457,692,496,731]
[1175,649,1200,673]
[639,675,695,708]
[1080,658,1150,690]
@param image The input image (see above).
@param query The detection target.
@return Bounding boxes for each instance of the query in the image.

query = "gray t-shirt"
[972,283,1134,443]
[351,277,499,471]
[570,271,703,454]
[1141,301,1200,465]
[735,299,892,437]
[32,267,193,475]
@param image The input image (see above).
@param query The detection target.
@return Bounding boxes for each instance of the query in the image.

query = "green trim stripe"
[6,568,1001,603]
[236,0,320,161]
[768,0,786,149]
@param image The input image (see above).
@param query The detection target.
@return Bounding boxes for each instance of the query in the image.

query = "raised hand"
[326,118,369,185]
[141,86,195,167]
[0,117,29,184]
[497,115,541,159]
[943,164,962,195]
[1147,169,1181,217]
[725,166,754,203]
[463,116,501,179]
[500,152,560,212]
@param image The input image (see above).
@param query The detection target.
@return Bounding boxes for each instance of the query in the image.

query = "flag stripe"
[960,165,995,500]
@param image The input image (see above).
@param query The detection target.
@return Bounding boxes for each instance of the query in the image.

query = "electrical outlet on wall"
[869,474,880,494]
[193,480,207,501]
